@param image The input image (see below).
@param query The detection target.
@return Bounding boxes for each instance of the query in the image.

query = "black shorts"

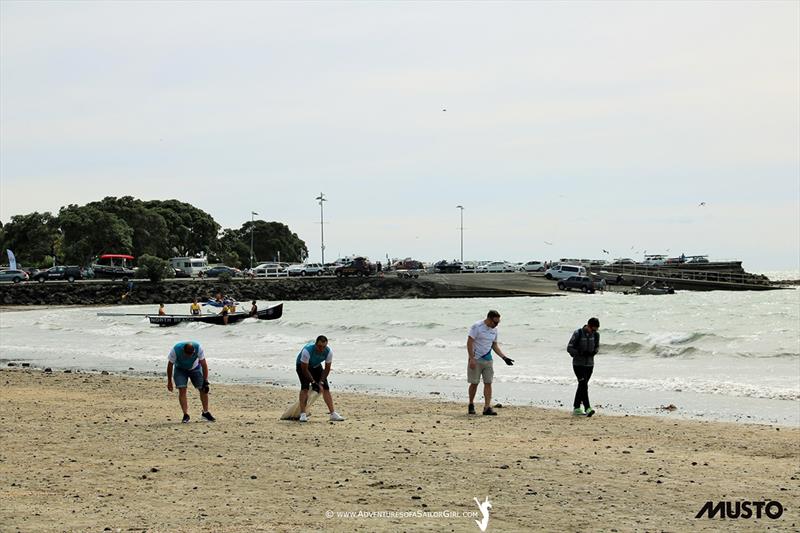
[296,363,330,391]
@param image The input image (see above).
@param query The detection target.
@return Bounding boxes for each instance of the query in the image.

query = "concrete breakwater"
[0,276,538,306]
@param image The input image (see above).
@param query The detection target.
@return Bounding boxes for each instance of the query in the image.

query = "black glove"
[310,382,320,393]
[201,380,210,393]
[504,357,514,366]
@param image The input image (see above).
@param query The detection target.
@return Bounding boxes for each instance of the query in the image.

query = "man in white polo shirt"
[467,310,514,415]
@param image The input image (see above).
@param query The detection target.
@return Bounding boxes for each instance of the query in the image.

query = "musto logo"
[696,500,783,520]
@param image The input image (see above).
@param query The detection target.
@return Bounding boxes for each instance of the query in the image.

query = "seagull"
[544,241,553,246]
[699,202,706,206]
[602,249,609,254]
[442,108,447,112]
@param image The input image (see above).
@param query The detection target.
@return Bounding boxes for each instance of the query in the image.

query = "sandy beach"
[1,369,798,532]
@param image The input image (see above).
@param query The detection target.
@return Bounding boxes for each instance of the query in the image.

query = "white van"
[544,264,587,280]
[169,256,209,277]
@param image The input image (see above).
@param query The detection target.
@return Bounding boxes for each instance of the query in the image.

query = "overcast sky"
[1,1,798,270]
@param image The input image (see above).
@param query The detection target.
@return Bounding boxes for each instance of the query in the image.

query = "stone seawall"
[0,276,531,306]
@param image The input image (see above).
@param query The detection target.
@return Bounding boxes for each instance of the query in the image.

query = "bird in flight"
[699,202,707,206]
[602,249,609,254]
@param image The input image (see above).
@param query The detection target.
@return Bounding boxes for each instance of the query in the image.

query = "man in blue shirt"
[167,341,215,423]
[296,335,345,422]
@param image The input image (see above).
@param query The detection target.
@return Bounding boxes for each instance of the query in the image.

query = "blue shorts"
[173,366,204,389]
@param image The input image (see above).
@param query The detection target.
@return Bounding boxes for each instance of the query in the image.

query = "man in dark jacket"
[567,317,600,417]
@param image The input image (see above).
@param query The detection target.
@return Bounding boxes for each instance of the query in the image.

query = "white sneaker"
[299,412,308,422]
[329,411,345,422]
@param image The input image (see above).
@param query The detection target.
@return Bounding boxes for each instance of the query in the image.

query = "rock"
[21,363,30,367]
[44,368,52,373]
[7,362,16,367]
[494,403,503,408]
[101,370,109,375]
[499,464,510,469]
[150,467,159,473]
[411,495,421,500]
[250,475,257,479]
[646,449,654,453]
[64,369,72,373]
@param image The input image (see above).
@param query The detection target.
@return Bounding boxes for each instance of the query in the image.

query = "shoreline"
[2,368,799,531]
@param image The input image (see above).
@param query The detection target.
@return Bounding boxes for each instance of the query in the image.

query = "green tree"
[136,254,174,282]
[87,197,170,258]
[1,212,60,267]
[144,199,220,257]
[58,204,134,265]
[214,220,307,267]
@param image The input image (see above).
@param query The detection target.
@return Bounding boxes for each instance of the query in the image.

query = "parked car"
[204,266,243,278]
[92,254,136,281]
[287,263,326,276]
[611,258,636,265]
[173,268,192,278]
[434,260,463,274]
[32,265,83,283]
[519,260,545,272]
[477,261,516,273]
[0,269,29,283]
[557,276,596,293]
[460,261,478,273]
[334,257,373,277]
[252,263,288,277]
[544,264,587,280]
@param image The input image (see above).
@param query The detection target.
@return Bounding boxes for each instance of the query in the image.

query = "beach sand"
[1,369,798,532]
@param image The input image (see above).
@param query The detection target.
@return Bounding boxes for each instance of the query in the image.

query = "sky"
[1,1,798,271]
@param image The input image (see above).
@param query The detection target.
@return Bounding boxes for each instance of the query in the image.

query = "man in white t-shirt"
[467,310,513,415]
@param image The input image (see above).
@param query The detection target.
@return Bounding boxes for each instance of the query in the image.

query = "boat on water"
[637,281,675,295]
[148,303,283,327]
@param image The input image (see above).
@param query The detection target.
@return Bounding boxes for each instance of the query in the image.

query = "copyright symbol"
[325,510,334,519]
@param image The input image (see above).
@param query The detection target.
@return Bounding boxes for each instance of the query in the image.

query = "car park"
[519,260,545,272]
[544,264,587,280]
[204,266,243,278]
[477,261,516,273]
[557,276,596,293]
[287,263,325,276]
[32,265,83,283]
[0,269,29,283]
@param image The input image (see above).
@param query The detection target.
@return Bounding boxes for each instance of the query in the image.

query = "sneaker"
[482,407,498,416]
[299,412,308,423]
[182,413,190,423]
[201,411,216,422]
[584,408,595,418]
[468,403,476,415]
[572,408,584,416]
[329,411,345,422]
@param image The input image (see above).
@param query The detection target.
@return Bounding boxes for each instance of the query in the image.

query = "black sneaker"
[201,411,216,422]
[483,407,498,416]
[182,413,190,424]
[468,403,476,415]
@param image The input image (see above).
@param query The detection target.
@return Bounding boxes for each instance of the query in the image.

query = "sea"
[1,272,798,426]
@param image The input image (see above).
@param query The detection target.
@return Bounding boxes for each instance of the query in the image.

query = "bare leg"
[468,383,478,404]
[322,389,335,413]
[199,390,209,412]
[483,383,492,409]
[299,389,309,412]
[178,388,189,415]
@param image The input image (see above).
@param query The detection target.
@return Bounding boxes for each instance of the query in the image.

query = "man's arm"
[200,359,209,381]
[467,336,476,368]
[491,341,510,361]
[592,332,599,356]
[300,361,314,382]
[166,361,174,391]
[567,331,580,357]
[321,361,331,381]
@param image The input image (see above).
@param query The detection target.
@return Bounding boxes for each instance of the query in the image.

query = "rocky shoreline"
[0,276,534,306]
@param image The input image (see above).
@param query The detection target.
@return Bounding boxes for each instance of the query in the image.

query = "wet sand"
[1,369,798,532]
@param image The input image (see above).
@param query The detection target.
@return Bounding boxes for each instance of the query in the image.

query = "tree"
[214,220,308,267]
[143,199,220,257]
[87,197,170,259]
[136,254,174,282]
[1,212,60,267]
[58,204,133,265]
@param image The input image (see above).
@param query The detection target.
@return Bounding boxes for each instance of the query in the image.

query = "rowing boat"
[147,303,283,327]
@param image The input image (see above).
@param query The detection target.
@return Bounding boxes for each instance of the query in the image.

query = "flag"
[6,249,16,270]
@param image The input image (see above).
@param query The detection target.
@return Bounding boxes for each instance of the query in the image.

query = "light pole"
[250,211,258,269]
[456,205,464,263]
[316,192,327,264]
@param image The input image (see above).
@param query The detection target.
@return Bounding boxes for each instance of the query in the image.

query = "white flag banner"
[6,249,17,270]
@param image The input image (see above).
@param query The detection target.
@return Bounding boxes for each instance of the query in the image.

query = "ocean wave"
[604,342,646,354]
[649,345,700,358]
[645,331,715,345]
[382,320,445,329]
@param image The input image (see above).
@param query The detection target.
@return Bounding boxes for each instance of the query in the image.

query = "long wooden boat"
[148,303,283,327]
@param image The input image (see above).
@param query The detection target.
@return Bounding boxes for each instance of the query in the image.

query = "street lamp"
[250,211,258,269]
[456,205,464,263]
[315,192,327,264]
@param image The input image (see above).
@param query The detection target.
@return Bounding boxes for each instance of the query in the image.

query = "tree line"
[0,196,308,269]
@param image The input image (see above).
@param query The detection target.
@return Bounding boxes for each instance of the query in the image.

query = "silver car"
[0,269,29,283]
